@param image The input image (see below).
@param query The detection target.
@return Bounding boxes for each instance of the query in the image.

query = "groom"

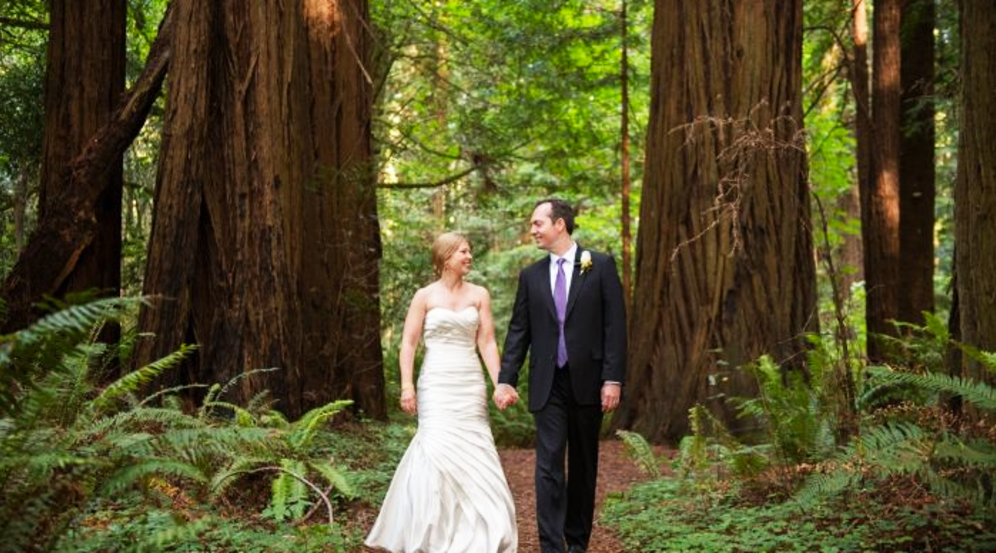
[495,198,627,553]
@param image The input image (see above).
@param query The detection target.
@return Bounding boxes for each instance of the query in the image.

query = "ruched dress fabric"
[365,307,518,553]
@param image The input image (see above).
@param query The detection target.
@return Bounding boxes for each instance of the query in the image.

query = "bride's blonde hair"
[431,232,470,277]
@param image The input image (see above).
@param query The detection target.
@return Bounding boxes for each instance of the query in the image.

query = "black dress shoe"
[567,547,586,553]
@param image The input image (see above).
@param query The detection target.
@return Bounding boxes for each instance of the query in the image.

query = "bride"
[365,232,518,553]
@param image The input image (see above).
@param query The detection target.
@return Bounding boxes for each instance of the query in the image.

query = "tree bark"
[1,8,172,333]
[898,0,936,326]
[614,0,817,443]
[956,0,996,388]
[13,168,29,252]
[620,0,632,304]
[864,0,902,360]
[843,0,871,294]
[135,0,385,420]
[38,0,126,305]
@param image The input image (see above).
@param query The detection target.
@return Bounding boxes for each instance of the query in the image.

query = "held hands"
[493,384,519,411]
[400,385,417,415]
[601,382,621,413]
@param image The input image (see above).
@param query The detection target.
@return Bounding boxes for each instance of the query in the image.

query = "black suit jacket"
[499,246,627,411]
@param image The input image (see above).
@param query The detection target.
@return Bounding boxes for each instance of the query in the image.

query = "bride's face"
[445,242,473,276]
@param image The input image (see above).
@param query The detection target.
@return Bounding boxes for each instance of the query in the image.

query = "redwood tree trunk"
[955,0,996,387]
[864,0,902,360]
[898,0,935,326]
[614,0,817,443]
[1,8,171,334]
[39,0,126,302]
[135,0,385,419]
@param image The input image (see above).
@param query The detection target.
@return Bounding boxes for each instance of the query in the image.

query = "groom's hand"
[601,382,621,413]
[493,384,519,410]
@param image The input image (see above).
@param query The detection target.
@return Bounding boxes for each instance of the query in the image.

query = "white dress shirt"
[548,242,578,295]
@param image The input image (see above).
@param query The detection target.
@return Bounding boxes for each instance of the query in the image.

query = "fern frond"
[615,430,660,478]
[795,466,859,505]
[246,389,275,413]
[135,514,215,551]
[956,342,996,375]
[0,297,148,417]
[932,438,996,469]
[866,366,996,411]
[100,458,207,496]
[289,400,352,450]
[310,460,355,499]
[269,461,298,522]
[202,401,257,427]
[153,427,273,466]
[91,344,197,413]
[138,383,211,408]
[81,407,204,440]
[208,457,270,499]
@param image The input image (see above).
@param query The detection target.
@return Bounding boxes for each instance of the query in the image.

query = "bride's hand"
[400,386,417,415]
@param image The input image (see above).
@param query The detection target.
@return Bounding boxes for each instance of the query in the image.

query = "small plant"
[616,429,661,478]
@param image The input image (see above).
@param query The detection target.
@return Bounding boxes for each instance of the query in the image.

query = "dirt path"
[499,440,664,553]
[359,440,667,553]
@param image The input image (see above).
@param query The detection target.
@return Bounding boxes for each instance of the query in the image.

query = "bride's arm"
[398,288,427,415]
[475,287,502,388]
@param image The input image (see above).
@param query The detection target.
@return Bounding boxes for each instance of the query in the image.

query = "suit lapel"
[565,247,588,319]
[539,259,558,321]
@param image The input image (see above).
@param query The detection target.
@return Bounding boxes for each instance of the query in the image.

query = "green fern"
[101,459,208,496]
[311,460,355,499]
[289,400,353,450]
[1,297,363,547]
[90,344,197,413]
[616,429,661,478]
[862,366,996,411]
[0,296,146,417]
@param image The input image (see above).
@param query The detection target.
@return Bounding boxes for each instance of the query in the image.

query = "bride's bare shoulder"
[468,283,492,302]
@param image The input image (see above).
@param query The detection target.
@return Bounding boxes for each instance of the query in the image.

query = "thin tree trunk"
[1,9,172,333]
[38,0,126,303]
[615,0,817,443]
[843,0,871,294]
[620,0,632,303]
[956,0,996,390]
[898,0,936,326]
[13,169,29,252]
[136,0,385,420]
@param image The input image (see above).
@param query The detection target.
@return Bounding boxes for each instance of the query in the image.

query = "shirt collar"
[550,242,578,266]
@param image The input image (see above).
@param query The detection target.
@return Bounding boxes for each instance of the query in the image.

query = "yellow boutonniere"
[579,251,593,274]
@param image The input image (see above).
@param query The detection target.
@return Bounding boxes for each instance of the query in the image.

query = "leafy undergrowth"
[45,419,412,553]
[601,475,996,552]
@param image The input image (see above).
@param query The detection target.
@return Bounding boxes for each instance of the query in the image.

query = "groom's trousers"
[534,366,603,553]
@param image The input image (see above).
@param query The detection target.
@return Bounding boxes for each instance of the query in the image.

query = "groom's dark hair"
[536,198,575,235]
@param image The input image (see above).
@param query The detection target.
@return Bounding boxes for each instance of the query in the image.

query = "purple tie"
[555,258,568,367]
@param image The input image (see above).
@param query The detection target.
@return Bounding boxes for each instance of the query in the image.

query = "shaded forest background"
[2,0,987,435]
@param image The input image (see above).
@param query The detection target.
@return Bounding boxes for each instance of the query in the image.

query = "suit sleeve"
[601,255,627,385]
[499,269,531,387]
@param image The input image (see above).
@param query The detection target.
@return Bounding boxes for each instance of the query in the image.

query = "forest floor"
[499,440,674,553]
[358,439,673,553]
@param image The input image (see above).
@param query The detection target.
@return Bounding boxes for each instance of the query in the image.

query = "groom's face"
[530,203,565,252]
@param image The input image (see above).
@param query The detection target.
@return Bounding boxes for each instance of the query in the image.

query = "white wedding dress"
[365,307,518,553]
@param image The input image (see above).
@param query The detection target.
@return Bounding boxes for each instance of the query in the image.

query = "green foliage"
[733,355,827,464]
[798,354,996,511]
[601,477,996,552]
[0,299,361,551]
[616,429,660,478]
